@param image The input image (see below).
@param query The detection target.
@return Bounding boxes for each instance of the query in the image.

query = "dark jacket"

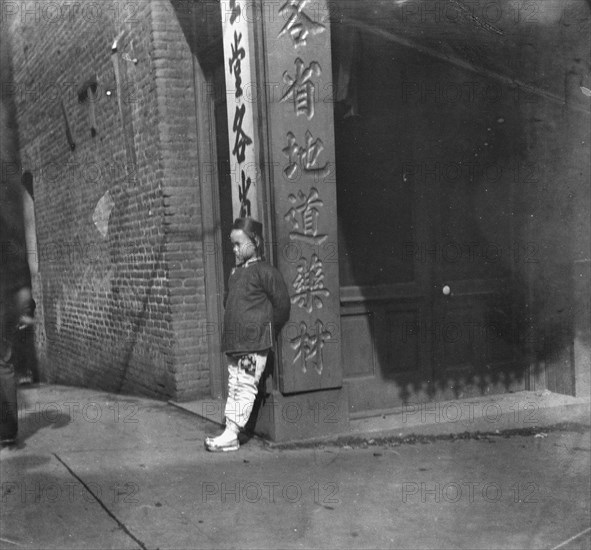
[222,259,291,354]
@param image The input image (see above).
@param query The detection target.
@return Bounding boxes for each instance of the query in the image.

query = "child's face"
[230,229,255,265]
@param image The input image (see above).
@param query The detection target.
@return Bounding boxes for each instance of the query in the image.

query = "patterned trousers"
[224,350,269,432]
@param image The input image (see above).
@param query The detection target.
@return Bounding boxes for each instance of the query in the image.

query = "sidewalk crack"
[53,453,148,550]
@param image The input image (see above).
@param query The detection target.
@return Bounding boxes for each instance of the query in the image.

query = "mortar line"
[52,453,148,550]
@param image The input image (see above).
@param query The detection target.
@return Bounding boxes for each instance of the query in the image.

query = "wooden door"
[334,22,528,415]
[410,51,528,402]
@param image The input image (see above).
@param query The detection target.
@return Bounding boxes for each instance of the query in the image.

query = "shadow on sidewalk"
[3,385,72,451]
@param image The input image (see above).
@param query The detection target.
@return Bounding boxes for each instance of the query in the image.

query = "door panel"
[343,297,431,414]
[342,312,375,378]
[334,29,416,288]
[385,307,421,376]
[423,55,527,400]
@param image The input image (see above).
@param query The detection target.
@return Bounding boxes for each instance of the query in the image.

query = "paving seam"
[0,536,21,547]
[550,526,591,550]
[52,453,148,550]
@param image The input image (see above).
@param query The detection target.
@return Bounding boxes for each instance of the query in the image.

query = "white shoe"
[204,430,240,452]
[205,435,239,452]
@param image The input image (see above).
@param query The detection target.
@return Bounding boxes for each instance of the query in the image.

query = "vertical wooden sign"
[262,0,342,393]
[221,0,259,220]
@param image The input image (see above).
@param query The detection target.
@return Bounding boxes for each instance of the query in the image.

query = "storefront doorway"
[331,13,529,414]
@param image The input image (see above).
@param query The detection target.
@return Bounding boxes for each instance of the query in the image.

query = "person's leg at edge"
[0,355,18,445]
[205,358,240,447]
[205,351,268,450]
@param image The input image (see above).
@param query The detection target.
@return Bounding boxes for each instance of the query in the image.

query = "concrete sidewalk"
[171,389,591,447]
[1,384,590,550]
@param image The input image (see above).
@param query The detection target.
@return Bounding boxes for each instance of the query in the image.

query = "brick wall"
[5,0,211,400]
[151,0,210,399]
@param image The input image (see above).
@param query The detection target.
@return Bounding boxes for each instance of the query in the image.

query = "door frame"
[192,47,226,400]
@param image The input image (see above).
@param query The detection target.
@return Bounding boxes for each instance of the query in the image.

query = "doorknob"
[442,285,451,296]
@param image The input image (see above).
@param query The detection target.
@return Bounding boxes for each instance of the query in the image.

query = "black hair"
[232,217,265,259]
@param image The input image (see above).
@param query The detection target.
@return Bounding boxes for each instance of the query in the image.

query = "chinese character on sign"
[228,31,245,98]
[229,0,241,24]
[278,0,326,48]
[280,58,321,119]
[232,104,252,163]
[238,170,251,217]
[291,254,330,313]
[283,130,331,181]
[290,319,332,375]
[284,187,328,245]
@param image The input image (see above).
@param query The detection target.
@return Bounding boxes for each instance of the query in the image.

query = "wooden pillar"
[263,0,342,394]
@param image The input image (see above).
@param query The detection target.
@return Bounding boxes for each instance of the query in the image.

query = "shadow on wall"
[99,1,224,399]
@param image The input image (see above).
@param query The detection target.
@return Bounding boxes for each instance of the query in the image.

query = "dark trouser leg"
[0,358,18,443]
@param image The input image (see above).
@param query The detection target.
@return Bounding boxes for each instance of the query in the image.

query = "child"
[205,217,290,452]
